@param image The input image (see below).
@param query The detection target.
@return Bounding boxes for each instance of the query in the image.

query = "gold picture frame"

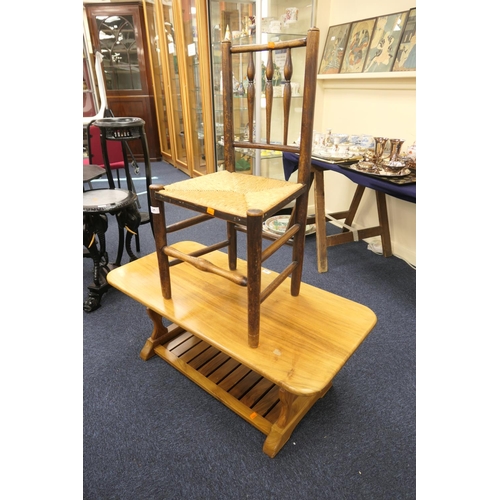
[318,23,352,75]
[363,11,409,73]
[340,17,376,73]
[393,8,416,72]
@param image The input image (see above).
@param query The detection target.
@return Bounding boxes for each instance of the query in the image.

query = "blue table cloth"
[282,152,416,204]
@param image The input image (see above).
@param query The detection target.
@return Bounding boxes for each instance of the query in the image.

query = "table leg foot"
[83,263,116,312]
[263,425,294,458]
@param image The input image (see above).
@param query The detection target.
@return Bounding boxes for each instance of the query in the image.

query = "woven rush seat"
[159,170,302,218]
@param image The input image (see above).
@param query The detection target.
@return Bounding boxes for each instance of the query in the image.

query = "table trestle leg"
[262,383,332,458]
[140,308,187,360]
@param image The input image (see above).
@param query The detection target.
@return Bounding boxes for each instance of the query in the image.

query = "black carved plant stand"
[83,189,141,312]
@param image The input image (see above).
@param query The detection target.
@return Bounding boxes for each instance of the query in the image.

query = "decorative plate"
[264,215,316,236]
[313,152,354,161]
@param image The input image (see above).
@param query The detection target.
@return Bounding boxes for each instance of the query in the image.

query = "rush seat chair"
[149,27,320,348]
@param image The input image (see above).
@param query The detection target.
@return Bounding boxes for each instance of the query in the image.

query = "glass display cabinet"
[139,0,315,177]
[142,0,215,177]
[208,0,317,178]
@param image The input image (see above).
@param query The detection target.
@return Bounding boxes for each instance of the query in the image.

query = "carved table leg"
[83,200,141,312]
[113,203,142,265]
[263,382,333,458]
[375,191,393,257]
[263,388,298,458]
[140,308,188,360]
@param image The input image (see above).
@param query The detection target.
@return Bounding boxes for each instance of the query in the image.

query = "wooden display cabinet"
[142,0,215,177]
[85,2,162,161]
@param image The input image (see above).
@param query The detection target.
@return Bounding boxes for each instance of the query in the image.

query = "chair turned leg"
[246,209,263,348]
[227,221,237,270]
[290,193,308,296]
[149,184,172,299]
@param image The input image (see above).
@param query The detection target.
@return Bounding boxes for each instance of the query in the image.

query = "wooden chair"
[149,27,320,348]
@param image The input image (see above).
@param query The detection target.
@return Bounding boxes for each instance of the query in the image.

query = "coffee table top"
[108,241,377,396]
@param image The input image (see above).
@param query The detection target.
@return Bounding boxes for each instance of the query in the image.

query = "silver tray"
[312,153,362,164]
[348,162,412,177]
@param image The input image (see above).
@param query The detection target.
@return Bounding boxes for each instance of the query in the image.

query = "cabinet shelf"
[213,31,309,47]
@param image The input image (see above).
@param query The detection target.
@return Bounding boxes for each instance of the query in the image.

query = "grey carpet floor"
[83,161,416,499]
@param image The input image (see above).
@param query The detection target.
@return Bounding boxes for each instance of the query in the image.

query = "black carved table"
[83,189,141,312]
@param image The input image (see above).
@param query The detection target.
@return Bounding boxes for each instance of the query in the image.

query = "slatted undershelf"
[157,328,283,421]
[150,325,328,456]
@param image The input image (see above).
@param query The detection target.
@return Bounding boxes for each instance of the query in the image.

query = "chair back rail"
[222,28,319,188]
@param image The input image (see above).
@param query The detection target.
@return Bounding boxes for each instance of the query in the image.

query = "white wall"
[313,0,416,266]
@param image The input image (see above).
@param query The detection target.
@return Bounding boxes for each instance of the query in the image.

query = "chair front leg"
[150,185,172,299]
[246,209,264,348]
[227,221,237,270]
[290,192,308,296]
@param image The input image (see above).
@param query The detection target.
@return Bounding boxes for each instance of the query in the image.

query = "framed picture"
[363,11,409,73]
[393,8,416,72]
[340,18,376,73]
[318,23,352,75]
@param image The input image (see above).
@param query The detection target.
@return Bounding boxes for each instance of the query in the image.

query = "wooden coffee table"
[107,241,377,457]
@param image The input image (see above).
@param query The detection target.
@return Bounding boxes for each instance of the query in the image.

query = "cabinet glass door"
[143,0,173,161]
[94,13,143,91]
[209,1,255,174]
[208,0,316,178]
[177,0,209,176]
[159,0,189,172]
